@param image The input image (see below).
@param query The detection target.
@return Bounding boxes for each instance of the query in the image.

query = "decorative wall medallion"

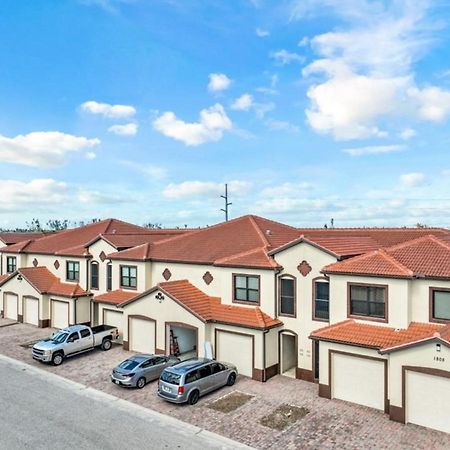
[203,271,213,285]
[99,251,106,262]
[32,258,38,267]
[155,292,165,303]
[54,260,60,269]
[297,260,312,277]
[162,268,172,281]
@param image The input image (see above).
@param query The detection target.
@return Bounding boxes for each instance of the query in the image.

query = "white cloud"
[207,73,232,92]
[85,152,97,160]
[270,49,304,65]
[119,160,167,179]
[80,100,136,118]
[163,180,251,199]
[78,189,125,204]
[153,104,232,146]
[108,123,138,136]
[265,119,300,133]
[409,86,450,122]
[0,131,100,167]
[298,36,309,47]
[253,102,275,118]
[256,28,270,37]
[261,182,313,197]
[231,94,253,111]
[343,144,405,156]
[400,172,425,188]
[399,128,416,140]
[0,179,67,210]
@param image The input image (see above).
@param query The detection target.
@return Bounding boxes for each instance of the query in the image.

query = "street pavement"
[0,355,252,450]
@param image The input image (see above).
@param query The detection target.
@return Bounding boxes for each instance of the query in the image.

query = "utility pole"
[220,183,232,221]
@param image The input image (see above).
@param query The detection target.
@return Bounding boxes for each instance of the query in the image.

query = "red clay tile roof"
[310,320,445,350]
[0,274,11,283]
[0,232,48,245]
[15,267,89,297]
[324,235,450,279]
[93,289,136,305]
[120,279,282,330]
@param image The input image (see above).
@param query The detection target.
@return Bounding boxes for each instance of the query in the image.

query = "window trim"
[6,256,17,273]
[66,260,80,282]
[120,264,138,290]
[106,263,112,292]
[312,276,330,322]
[278,274,297,318]
[232,273,261,305]
[429,287,450,323]
[347,282,388,323]
[90,261,99,290]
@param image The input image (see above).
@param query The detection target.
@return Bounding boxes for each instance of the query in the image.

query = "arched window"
[91,262,99,290]
[313,277,329,321]
[279,275,296,317]
[106,263,112,291]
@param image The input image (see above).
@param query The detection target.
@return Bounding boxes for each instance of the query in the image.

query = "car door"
[151,356,170,380]
[140,358,156,382]
[78,328,93,351]
[65,331,81,355]
[196,365,213,394]
[209,362,228,388]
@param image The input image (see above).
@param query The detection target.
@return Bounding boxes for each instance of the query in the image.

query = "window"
[431,289,450,322]
[154,356,166,365]
[90,262,99,289]
[67,332,79,342]
[314,280,329,320]
[106,263,112,291]
[185,371,198,384]
[198,365,211,379]
[210,362,225,374]
[66,261,80,281]
[141,359,155,368]
[120,266,137,288]
[233,274,260,303]
[80,329,90,338]
[349,284,386,319]
[6,256,16,273]
[279,276,296,316]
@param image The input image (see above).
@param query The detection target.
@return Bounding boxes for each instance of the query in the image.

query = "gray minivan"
[158,358,237,405]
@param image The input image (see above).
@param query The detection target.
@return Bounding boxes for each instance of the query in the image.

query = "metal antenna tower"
[220,183,232,221]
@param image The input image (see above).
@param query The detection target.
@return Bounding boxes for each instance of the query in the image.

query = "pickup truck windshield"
[51,332,69,344]
[160,371,181,385]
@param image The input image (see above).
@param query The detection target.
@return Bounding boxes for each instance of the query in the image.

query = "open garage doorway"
[280,331,297,378]
[166,323,198,361]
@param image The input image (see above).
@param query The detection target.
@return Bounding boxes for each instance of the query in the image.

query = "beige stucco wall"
[0,274,42,317]
[110,260,149,293]
[85,239,117,294]
[388,342,450,407]
[1,252,28,275]
[409,278,450,323]
[265,327,279,368]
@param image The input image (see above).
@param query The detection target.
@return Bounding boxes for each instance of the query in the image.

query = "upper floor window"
[66,261,80,282]
[430,288,450,322]
[106,263,112,291]
[233,274,260,304]
[313,279,329,321]
[91,262,99,290]
[349,283,387,320]
[279,276,296,316]
[6,256,16,273]
[120,265,137,289]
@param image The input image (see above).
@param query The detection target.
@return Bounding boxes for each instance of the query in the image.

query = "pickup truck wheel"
[101,339,112,351]
[136,377,146,389]
[188,390,199,405]
[226,373,236,386]
[52,353,63,366]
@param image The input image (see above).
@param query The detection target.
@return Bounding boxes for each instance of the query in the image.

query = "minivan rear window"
[160,370,181,385]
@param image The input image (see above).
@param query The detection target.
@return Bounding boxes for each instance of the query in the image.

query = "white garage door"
[23,297,39,326]
[406,370,450,434]
[332,353,385,411]
[216,330,253,377]
[103,309,123,337]
[4,293,18,321]
[51,300,69,329]
[129,317,155,354]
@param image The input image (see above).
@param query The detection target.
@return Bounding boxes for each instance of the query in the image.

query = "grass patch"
[260,404,310,431]
[208,391,254,413]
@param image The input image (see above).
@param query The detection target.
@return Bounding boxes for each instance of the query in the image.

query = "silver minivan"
[157,358,237,405]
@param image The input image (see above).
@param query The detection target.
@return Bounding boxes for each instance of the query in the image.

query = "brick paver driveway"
[1,323,449,450]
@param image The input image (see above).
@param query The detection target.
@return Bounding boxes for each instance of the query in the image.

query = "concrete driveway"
[1,323,450,450]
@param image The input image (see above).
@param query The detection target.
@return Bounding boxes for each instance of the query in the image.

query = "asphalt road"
[0,355,252,450]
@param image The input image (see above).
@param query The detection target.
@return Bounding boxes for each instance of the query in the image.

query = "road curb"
[0,353,254,450]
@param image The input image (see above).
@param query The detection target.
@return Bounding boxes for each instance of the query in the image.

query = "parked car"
[158,358,237,405]
[32,324,119,366]
[111,354,180,388]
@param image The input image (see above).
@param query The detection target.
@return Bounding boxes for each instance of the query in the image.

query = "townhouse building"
[0,216,449,433]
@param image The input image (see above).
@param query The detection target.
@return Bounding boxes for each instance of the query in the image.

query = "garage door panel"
[129,318,155,354]
[216,331,253,377]
[4,294,18,321]
[406,371,450,434]
[24,297,39,326]
[332,353,385,411]
[103,309,123,337]
[51,300,69,329]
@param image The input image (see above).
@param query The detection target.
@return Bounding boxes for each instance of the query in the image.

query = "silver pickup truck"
[32,324,119,366]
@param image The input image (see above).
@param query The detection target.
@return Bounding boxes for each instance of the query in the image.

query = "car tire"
[188,390,200,405]
[101,339,112,351]
[52,353,64,366]
[227,373,236,386]
[136,377,146,389]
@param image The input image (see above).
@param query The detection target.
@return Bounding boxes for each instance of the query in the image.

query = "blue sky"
[1,0,450,229]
